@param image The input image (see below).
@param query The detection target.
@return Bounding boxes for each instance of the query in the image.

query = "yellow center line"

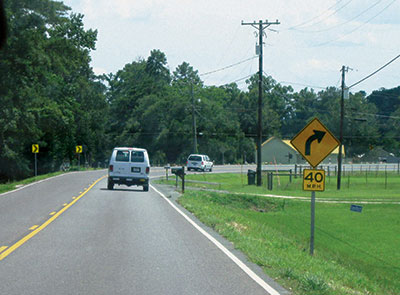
[63,203,68,206]
[29,225,39,230]
[0,246,8,254]
[49,212,56,216]
[0,175,107,261]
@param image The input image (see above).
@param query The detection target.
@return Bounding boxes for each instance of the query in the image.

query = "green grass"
[160,172,400,201]
[0,172,64,194]
[0,167,100,194]
[169,173,400,294]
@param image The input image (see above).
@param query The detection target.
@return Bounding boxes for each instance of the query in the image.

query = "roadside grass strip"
[0,175,106,261]
[174,173,400,295]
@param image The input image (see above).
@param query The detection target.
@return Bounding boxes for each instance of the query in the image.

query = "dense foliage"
[1,0,399,181]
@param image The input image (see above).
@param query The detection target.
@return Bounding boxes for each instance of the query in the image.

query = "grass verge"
[170,173,400,294]
[0,167,100,194]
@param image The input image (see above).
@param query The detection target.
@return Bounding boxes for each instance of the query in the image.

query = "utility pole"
[242,19,280,186]
[337,65,349,190]
[191,83,198,154]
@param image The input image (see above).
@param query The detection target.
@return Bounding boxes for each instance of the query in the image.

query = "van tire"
[143,185,149,192]
[107,179,114,190]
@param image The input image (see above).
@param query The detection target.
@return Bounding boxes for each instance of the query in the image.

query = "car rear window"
[131,151,145,162]
[115,150,130,162]
[188,156,202,161]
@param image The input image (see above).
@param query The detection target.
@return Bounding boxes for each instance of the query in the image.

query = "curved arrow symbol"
[305,130,326,155]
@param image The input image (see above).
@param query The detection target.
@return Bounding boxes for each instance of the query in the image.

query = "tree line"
[1,0,399,181]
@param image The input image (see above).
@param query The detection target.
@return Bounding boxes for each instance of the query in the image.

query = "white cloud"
[62,0,400,94]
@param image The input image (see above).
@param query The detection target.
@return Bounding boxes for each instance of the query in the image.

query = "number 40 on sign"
[303,169,325,191]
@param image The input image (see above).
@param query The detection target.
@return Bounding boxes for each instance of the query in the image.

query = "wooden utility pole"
[337,66,349,190]
[191,83,198,154]
[242,19,280,186]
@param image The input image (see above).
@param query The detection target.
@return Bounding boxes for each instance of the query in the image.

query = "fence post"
[385,168,388,189]
[295,164,297,178]
[268,172,273,190]
[348,171,350,189]
[289,169,292,183]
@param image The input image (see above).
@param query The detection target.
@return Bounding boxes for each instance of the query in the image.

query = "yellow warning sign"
[290,118,340,168]
[32,144,39,153]
[303,169,325,191]
[76,145,83,153]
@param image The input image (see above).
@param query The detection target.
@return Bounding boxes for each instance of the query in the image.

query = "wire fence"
[260,163,400,191]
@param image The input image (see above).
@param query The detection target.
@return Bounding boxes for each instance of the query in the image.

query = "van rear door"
[130,150,147,177]
[113,149,131,177]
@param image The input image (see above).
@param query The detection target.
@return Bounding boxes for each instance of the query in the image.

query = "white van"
[108,147,150,191]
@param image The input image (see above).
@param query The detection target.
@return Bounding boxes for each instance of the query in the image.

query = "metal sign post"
[303,169,325,256]
[34,153,37,177]
[310,191,316,255]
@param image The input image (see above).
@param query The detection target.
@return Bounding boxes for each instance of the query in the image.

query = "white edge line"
[150,184,281,295]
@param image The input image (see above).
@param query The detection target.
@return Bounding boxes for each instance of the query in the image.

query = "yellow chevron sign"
[76,145,83,153]
[32,144,39,153]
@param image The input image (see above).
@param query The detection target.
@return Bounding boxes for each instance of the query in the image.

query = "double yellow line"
[0,175,106,261]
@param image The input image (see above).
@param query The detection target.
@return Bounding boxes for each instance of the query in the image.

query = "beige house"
[258,137,344,165]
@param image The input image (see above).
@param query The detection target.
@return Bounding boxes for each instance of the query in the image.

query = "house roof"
[260,137,344,156]
[282,140,344,155]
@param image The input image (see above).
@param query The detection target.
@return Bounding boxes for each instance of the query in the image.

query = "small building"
[258,137,344,165]
[362,147,400,163]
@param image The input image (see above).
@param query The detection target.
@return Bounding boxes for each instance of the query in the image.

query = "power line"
[293,0,354,29]
[279,81,327,90]
[199,56,257,77]
[286,0,347,30]
[313,0,398,47]
[293,0,384,33]
[216,73,255,87]
[348,54,400,89]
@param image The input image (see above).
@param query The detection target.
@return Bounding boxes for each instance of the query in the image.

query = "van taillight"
[201,161,204,165]
[146,167,150,174]
[109,165,113,172]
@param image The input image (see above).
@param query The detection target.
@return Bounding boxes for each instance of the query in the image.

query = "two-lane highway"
[0,169,287,295]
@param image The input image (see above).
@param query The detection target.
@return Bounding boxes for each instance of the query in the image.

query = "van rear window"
[131,151,144,162]
[188,156,202,161]
[116,150,130,162]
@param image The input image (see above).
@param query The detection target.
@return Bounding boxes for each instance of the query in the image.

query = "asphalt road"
[0,169,287,295]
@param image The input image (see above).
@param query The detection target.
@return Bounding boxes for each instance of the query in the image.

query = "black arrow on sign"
[305,130,326,155]
[33,145,38,153]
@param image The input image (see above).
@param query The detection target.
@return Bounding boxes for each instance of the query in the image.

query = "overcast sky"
[62,0,400,95]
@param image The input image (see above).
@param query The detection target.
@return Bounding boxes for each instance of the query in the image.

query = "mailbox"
[171,167,185,176]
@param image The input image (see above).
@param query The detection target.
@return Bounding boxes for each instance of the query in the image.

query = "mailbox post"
[164,164,170,181]
[171,166,185,193]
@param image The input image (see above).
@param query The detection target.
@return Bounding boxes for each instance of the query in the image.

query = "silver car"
[186,154,213,172]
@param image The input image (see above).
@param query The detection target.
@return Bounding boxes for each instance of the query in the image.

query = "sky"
[62,0,400,95]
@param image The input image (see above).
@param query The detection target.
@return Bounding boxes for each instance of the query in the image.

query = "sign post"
[291,118,339,255]
[32,144,39,176]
